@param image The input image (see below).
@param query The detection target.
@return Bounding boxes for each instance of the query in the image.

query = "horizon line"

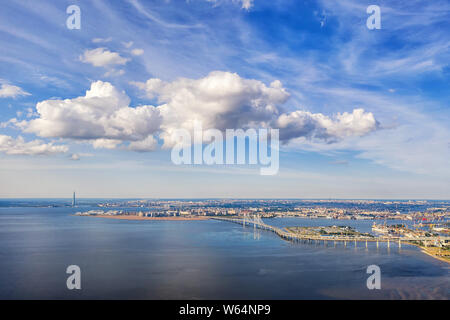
[0,197,449,201]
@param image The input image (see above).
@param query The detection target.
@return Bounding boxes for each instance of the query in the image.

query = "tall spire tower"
[72,191,76,207]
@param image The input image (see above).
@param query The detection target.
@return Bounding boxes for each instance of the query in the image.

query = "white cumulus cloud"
[80,48,129,67]
[132,71,289,146]
[131,48,144,56]
[276,108,378,142]
[0,135,68,156]
[12,72,378,154]
[132,71,377,146]
[22,81,161,150]
[128,135,158,152]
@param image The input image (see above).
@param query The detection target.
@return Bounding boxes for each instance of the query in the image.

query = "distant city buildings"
[74,199,449,227]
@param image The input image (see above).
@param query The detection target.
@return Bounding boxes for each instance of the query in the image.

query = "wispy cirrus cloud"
[206,0,255,10]
[69,153,94,161]
[127,0,204,29]
[0,83,30,98]
[92,37,113,44]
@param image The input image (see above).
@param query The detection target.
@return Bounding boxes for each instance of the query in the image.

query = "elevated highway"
[212,215,450,248]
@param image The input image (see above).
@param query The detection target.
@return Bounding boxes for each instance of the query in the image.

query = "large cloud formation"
[133,71,377,146]
[22,81,161,151]
[132,71,290,146]
[16,71,377,152]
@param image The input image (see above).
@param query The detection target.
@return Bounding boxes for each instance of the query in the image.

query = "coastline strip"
[77,215,211,221]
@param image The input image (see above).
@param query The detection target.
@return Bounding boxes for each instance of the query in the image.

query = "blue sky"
[0,0,449,198]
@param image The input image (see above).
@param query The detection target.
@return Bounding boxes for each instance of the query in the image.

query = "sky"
[0,0,449,199]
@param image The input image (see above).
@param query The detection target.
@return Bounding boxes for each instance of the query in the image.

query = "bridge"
[212,215,450,249]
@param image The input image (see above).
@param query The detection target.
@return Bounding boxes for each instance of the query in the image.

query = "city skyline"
[0,0,449,199]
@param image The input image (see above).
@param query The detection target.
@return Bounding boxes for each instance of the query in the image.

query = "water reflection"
[0,209,448,299]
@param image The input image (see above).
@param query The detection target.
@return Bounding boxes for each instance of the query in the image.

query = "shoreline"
[420,248,450,264]
[77,215,211,221]
[405,242,450,264]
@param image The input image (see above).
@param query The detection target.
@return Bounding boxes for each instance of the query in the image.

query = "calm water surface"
[0,207,448,299]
